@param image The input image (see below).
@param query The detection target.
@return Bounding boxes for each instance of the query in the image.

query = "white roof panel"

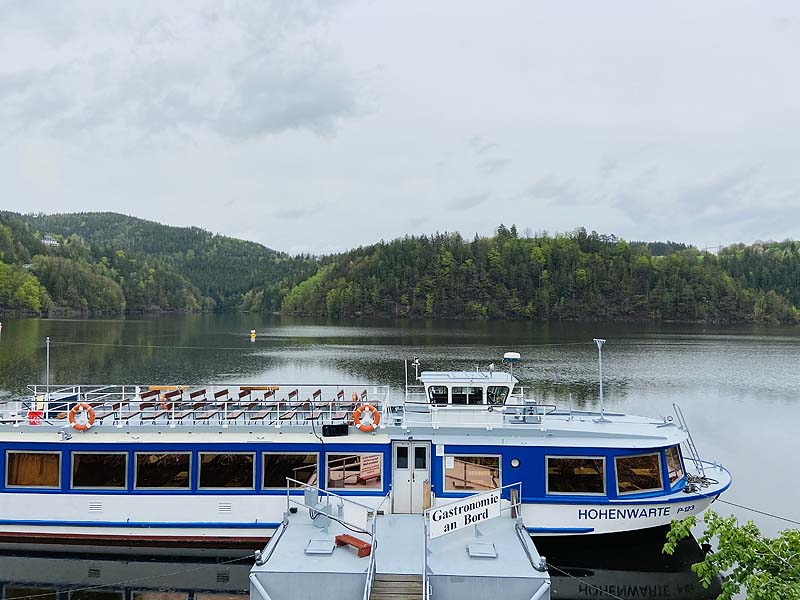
[419,371,518,384]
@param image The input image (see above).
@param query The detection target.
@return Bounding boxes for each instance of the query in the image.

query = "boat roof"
[419,371,518,385]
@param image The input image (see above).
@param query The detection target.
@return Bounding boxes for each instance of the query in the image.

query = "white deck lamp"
[593,338,610,422]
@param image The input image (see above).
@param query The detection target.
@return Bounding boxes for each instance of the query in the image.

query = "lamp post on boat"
[593,338,610,423]
[45,336,50,400]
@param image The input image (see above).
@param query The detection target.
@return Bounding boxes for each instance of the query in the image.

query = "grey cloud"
[468,136,497,155]
[521,176,577,203]
[476,157,511,174]
[0,1,360,142]
[274,208,309,220]
[448,192,489,211]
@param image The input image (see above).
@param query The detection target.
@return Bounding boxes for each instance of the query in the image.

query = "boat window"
[414,446,427,469]
[70,591,124,600]
[396,446,409,469]
[135,453,190,489]
[444,455,500,491]
[467,387,484,405]
[69,589,125,600]
[132,593,188,600]
[199,453,255,489]
[451,387,468,405]
[546,457,605,495]
[615,453,663,494]
[666,445,685,485]
[487,386,509,406]
[427,386,448,405]
[6,451,60,488]
[72,453,127,489]
[263,453,318,488]
[326,453,382,489]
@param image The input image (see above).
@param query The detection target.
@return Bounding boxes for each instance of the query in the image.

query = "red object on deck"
[27,411,43,425]
[335,534,372,558]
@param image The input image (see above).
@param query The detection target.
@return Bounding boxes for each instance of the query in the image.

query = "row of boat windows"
[546,446,685,495]
[430,448,684,495]
[426,385,510,405]
[4,451,382,491]
[3,446,685,495]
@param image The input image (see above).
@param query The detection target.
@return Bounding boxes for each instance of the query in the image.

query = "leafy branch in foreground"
[664,510,800,600]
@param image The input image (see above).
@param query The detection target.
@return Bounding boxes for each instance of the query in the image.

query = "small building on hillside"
[41,235,59,247]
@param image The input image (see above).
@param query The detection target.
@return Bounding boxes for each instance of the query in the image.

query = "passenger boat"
[0,349,731,552]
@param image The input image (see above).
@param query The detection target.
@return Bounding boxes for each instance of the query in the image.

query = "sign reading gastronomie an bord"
[426,489,502,539]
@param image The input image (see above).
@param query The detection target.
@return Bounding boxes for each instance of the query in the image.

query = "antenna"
[412,356,421,381]
[593,339,610,423]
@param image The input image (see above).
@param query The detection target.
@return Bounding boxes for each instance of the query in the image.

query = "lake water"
[1,314,798,599]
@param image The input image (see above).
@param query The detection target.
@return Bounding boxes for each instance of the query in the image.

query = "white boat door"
[392,441,430,514]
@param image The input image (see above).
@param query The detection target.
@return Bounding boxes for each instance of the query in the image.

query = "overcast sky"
[1,0,799,255]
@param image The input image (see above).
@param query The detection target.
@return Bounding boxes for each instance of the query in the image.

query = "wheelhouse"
[417,371,519,406]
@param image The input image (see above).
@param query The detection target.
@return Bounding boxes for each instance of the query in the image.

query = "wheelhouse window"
[263,453,318,488]
[72,453,127,489]
[467,387,484,405]
[6,451,60,488]
[487,386,509,406]
[326,453,382,489]
[135,453,190,489]
[666,445,684,485]
[199,453,255,489]
[546,457,605,495]
[444,455,500,491]
[615,453,663,494]
[427,386,448,405]
[451,387,468,405]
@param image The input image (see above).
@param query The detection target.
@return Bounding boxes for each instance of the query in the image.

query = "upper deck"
[0,381,688,449]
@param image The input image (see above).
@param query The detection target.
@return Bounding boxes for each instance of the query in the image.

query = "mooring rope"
[718,498,800,527]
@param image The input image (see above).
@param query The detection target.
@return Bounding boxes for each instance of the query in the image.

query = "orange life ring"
[352,403,380,432]
[160,393,173,411]
[68,402,96,431]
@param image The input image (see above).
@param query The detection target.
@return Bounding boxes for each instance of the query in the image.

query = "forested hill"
[0,211,313,314]
[1,212,799,323]
[280,226,800,323]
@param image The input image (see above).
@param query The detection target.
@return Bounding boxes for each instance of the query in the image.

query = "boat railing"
[398,403,558,430]
[673,403,705,477]
[280,476,388,600]
[6,384,390,429]
[362,491,391,600]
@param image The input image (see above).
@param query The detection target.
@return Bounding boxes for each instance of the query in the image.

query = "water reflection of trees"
[0,317,282,396]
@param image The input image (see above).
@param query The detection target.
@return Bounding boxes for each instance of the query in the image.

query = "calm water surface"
[0,314,798,598]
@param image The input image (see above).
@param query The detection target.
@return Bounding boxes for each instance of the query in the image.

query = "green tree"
[665,511,800,599]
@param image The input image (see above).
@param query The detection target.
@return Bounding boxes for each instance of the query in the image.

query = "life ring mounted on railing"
[353,403,380,433]
[69,402,96,431]
[160,393,173,411]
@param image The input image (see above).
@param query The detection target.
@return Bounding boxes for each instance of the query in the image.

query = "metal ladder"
[673,403,705,476]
